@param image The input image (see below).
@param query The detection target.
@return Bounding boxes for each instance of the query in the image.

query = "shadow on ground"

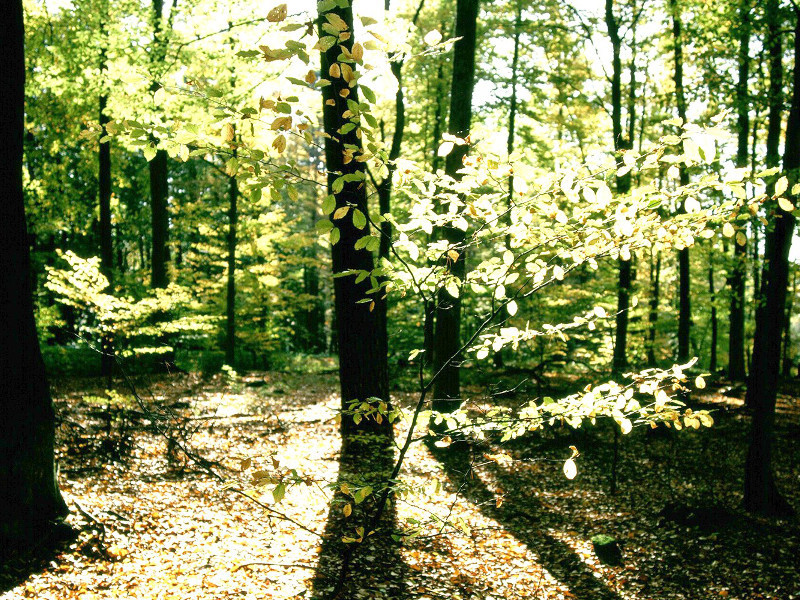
[312,432,408,600]
[430,439,623,600]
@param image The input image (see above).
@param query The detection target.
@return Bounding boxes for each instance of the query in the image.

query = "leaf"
[272,134,286,153]
[779,197,795,212]
[267,3,288,22]
[437,141,454,157]
[619,418,633,435]
[775,175,789,196]
[423,30,443,46]
[563,458,577,480]
[322,195,336,214]
[333,206,350,220]
[352,209,367,229]
[143,146,157,162]
[272,482,286,503]
[153,87,166,105]
[722,222,735,238]
[695,376,706,389]
[506,300,518,316]
[343,503,352,517]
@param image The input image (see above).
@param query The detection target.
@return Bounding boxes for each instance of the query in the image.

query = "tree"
[743,3,797,518]
[669,0,692,364]
[319,1,391,439]
[432,0,479,411]
[728,0,751,381]
[0,0,68,549]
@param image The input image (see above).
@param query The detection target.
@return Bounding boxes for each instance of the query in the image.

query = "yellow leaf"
[340,63,355,85]
[305,70,317,84]
[775,175,789,196]
[222,123,235,142]
[779,197,795,212]
[423,30,443,46]
[351,42,364,62]
[267,3,287,22]
[343,504,352,517]
[329,63,341,78]
[736,231,747,246]
[722,222,735,238]
[695,376,706,389]
[325,12,349,31]
[272,134,286,153]
[333,206,350,220]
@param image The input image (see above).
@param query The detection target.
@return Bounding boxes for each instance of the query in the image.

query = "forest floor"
[1,365,799,600]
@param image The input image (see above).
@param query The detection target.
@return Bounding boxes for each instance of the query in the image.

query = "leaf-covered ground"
[1,369,798,600]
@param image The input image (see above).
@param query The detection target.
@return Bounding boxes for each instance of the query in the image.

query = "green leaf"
[352,209,367,229]
[272,482,286,503]
[322,195,336,214]
[143,146,157,162]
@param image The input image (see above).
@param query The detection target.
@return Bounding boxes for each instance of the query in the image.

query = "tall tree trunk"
[225,153,237,366]
[319,2,390,439]
[743,6,798,518]
[647,250,661,366]
[749,0,783,399]
[606,0,634,375]
[432,0,479,411]
[149,0,169,289]
[782,270,795,375]
[708,252,718,373]
[99,90,114,378]
[729,0,751,381]
[670,0,692,363]
[0,0,68,549]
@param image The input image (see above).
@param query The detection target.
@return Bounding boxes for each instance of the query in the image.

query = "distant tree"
[0,0,68,548]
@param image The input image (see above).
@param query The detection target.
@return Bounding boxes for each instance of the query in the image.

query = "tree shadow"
[0,523,77,594]
[312,433,408,600]
[430,440,624,600]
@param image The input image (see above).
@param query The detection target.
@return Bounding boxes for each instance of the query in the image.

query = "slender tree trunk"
[743,6,798,518]
[729,0,751,381]
[0,0,68,549]
[647,250,661,366]
[607,0,634,375]
[149,0,169,290]
[319,2,390,439]
[432,0,479,411]
[670,0,692,363]
[225,154,238,366]
[99,90,114,379]
[709,252,718,373]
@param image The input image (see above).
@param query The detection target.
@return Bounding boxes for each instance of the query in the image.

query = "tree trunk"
[225,160,237,366]
[99,90,114,379]
[743,5,798,518]
[782,270,795,376]
[729,0,751,381]
[432,0,479,412]
[647,250,661,366]
[319,2,390,439]
[606,0,634,375]
[0,0,68,549]
[149,0,169,290]
[708,252,718,373]
[670,0,692,363]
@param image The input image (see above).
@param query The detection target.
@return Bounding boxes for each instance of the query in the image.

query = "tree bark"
[606,0,634,375]
[149,0,169,289]
[708,252,718,373]
[225,153,237,366]
[729,0,751,381]
[647,250,661,366]
[670,0,692,364]
[319,2,390,438]
[432,0,479,412]
[0,0,68,549]
[99,91,114,378]
[743,5,798,517]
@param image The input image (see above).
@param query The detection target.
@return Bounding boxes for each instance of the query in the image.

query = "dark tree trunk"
[606,0,634,375]
[319,2,390,438]
[729,0,751,381]
[743,6,798,518]
[709,253,718,373]
[0,0,68,549]
[670,0,692,363]
[149,0,169,290]
[99,90,114,379]
[225,161,237,366]
[647,250,661,366]
[783,270,795,375]
[432,0,479,412]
